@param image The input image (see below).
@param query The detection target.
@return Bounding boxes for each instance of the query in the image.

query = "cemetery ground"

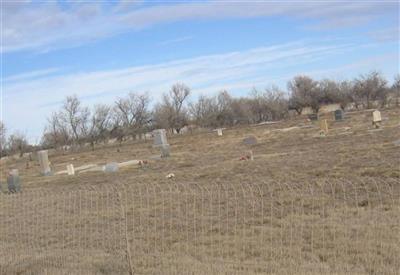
[0,107,399,274]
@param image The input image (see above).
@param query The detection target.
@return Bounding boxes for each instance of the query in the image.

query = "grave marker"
[160,144,170,158]
[243,136,257,145]
[217,129,223,136]
[104,162,119,173]
[320,119,329,134]
[372,110,382,128]
[248,150,254,161]
[37,150,51,176]
[153,129,168,147]
[334,109,344,121]
[7,169,21,193]
[67,164,75,175]
[153,129,170,158]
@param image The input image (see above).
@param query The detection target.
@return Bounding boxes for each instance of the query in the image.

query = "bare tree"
[263,86,288,120]
[288,75,320,113]
[215,90,235,126]
[42,111,70,148]
[189,95,219,127]
[249,88,269,123]
[336,81,354,109]
[354,71,388,108]
[391,74,400,106]
[154,83,190,133]
[114,93,151,138]
[61,95,90,144]
[248,86,288,122]
[7,132,29,157]
[87,104,112,149]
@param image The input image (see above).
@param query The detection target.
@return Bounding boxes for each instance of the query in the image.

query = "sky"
[1,0,399,143]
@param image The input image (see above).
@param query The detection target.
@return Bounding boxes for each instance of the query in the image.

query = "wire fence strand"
[0,178,399,274]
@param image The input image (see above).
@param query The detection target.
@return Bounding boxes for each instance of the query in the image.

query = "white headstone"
[67,164,75,175]
[372,110,382,122]
[37,150,51,176]
[217,129,223,136]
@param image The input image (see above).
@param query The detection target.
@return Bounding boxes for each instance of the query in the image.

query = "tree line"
[0,71,399,156]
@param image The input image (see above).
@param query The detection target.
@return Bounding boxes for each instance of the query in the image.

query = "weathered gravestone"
[7,169,21,193]
[37,150,51,176]
[217,129,223,136]
[67,164,75,175]
[160,144,170,158]
[153,129,168,146]
[334,109,344,121]
[242,136,258,145]
[153,129,170,158]
[104,162,119,173]
[320,119,329,134]
[372,110,382,128]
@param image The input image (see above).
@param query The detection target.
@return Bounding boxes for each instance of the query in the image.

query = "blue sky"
[2,0,399,142]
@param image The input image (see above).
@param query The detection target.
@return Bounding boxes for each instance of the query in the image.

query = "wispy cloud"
[4,68,62,83]
[5,39,391,141]
[158,36,193,46]
[2,1,398,53]
[368,27,400,42]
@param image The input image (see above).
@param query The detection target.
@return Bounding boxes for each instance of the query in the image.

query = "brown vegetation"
[0,108,399,274]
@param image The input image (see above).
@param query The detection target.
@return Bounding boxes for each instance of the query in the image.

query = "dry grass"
[0,108,399,274]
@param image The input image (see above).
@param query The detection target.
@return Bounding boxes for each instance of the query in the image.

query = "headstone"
[372,110,382,122]
[217,129,223,136]
[242,136,257,145]
[334,109,343,121]
[153,129,168,146]
[153,129,170,158]
[37,150,51,176]
[7,169,21,193]
[308,113,318,121]
[320,119,328,134]
[104,162,119,173]
[67,164,75,176]
[372,110,382,129]
[160,144,170,158]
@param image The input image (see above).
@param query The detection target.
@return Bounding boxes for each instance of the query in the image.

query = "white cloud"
[369,27,400,42]
[4,68,61,83]
[4,39,392,142]
[2,1,398,53]
[158,36,193,46]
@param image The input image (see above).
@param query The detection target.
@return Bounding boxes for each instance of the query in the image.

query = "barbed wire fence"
[0,178,399,274]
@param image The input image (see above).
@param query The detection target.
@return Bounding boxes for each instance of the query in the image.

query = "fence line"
[0,178,399,274]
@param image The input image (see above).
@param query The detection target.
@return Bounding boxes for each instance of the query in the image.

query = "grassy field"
[0,108,399,274]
